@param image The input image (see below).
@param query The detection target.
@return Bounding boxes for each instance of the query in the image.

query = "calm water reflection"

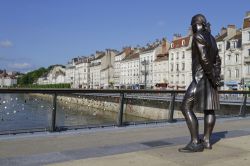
[0,93,146,131]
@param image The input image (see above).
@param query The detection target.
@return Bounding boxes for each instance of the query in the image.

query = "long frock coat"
[182,30,221,112]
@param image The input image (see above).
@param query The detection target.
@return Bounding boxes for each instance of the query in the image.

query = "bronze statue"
[178,14,221,152]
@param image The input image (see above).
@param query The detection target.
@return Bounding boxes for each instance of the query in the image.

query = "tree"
[17,67,49,86]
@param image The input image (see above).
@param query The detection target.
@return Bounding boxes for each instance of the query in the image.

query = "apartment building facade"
[120,50,140,89]
[168,35,192,89]
[242,11,250,88]
[114,47,133,89]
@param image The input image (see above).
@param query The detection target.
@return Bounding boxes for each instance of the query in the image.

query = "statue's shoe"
[201,139,212,149]
[178,142,204,153]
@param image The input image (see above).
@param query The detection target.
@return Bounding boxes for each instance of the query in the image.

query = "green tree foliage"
[17,67,49,86]
[17,65,68,88]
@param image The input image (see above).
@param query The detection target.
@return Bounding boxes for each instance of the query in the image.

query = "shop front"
[224,81,239,90]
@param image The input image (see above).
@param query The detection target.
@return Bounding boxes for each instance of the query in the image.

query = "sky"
[0,0,250,73]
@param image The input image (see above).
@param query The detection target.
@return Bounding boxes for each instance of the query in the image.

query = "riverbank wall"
[29,93,205,120]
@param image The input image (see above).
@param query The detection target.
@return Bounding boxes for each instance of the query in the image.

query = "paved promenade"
[0,117,250,166]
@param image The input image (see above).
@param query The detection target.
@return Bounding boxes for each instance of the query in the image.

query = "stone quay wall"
[30,93,205,120]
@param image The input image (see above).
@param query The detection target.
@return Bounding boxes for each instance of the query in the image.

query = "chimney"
[173,33,182,40]
[246,11,250,18]
[227,24,236,39]
[220,27,227,35]
[161,38,170,54]
[123,47,132,56]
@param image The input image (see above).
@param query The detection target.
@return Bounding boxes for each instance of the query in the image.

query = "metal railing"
[0,88,249,134]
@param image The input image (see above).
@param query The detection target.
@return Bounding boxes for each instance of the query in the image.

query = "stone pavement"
[0,117,250,166]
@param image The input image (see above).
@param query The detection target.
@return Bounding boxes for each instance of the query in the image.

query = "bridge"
[0,89,250,165]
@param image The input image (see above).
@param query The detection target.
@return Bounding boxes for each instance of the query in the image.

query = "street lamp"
[141,59,149,89]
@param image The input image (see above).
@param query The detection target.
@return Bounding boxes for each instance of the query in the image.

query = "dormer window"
[182,40,185,46]
[171,43,174,48]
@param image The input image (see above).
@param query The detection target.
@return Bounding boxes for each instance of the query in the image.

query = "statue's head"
[191,14,210,33]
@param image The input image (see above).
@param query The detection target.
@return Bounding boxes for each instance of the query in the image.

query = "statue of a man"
[179,14,221,152]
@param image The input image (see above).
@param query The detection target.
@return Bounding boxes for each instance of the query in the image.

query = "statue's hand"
[211,77,220,88]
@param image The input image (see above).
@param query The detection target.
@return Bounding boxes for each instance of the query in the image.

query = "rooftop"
[154,53,169,62]
[140,43,161,53]
[216,32,228,42]
[243,17,250,29]
[170,36,190,49]
[229,30,242,40]
[122,52,140,61]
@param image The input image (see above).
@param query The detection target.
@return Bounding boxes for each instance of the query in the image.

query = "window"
[248,64,250,74]
[235,69,239,78]
[177,52,179,59]
[182,63,185,70]
[228,54,231,60]
[182,51,185,58]
[171,43,174,48]
[248,49,250,56]
[182,74,185,84]
[182,40,185,46]
[228,70,231,78]
[248,31,250,41]
[236,54,239,62]
[171,64,173,71]
[232,41,237,48]
[171,53,174,60]
[218,44,222,52]
[176,64,179,71]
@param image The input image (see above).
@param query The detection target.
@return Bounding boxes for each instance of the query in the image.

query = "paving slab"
[0,117,250,166]
[46,135,250,166]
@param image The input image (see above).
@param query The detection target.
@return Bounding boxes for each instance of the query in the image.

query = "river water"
[0,93,146,132]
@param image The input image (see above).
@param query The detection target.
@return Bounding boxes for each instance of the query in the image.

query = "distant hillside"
[17,65,65,86]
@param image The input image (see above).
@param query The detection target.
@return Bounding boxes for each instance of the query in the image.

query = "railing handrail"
[0,87,249,134]
[0,88,249,94]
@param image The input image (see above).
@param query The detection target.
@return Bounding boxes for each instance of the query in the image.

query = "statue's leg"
[179,82,203,152]
[203,110,216,149]
[181,81,199,144]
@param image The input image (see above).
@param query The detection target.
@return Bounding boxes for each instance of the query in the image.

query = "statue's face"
[197,24,203,31]
[192,23,203,33]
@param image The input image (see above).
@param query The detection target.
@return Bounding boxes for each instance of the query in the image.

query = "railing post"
[51,93,57,132]
[168,92,176,123]
[117,93,125,127]
[239,94,247,117]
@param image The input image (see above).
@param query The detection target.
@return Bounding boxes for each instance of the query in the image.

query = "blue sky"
[0,0,250,72]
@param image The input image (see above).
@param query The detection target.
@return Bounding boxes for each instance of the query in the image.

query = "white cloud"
[8,63,32,69]
[0,40,13,48]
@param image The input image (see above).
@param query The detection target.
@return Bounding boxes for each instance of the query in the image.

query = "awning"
[225,81,239,86]
[155,83,168,87]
